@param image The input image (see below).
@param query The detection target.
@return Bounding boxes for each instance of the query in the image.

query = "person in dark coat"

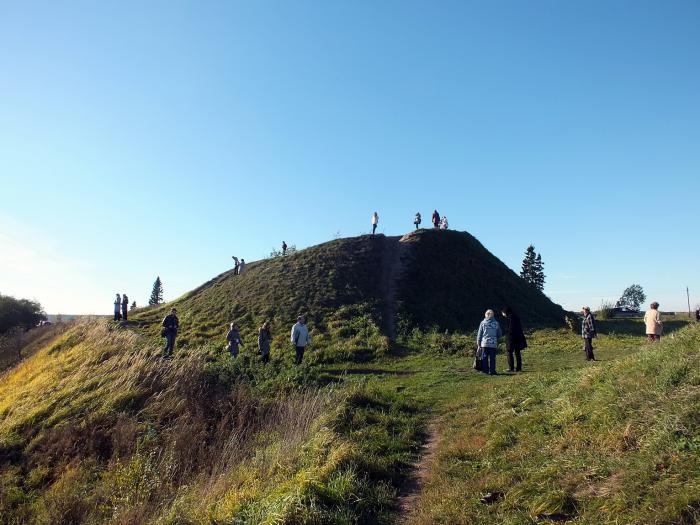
[161,308,179,358]
[432,210,440,229]
[502,307,527,372]
[258,321,271,363]
[121,294,129,321]
[226,323,244,358]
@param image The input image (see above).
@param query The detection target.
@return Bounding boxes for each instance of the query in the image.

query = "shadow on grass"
[596,319,689,336]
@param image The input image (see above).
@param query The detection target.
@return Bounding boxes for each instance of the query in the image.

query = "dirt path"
[395,418,442,523]
[379,235,414,341]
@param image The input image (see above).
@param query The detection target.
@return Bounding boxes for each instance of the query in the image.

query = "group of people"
[231,256,247,275]
[412,210,448,231]
[160,308,311,364]
[474,307,527,375]
[113,293,130,321]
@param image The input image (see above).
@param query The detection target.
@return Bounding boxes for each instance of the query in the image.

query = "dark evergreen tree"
[520,245,537,286]
[532,253,546,292]
[130,301,137,310]
[149,276,163,306]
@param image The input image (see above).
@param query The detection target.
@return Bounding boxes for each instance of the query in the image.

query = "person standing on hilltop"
[291,315,311,364]
[371,212,379,235]
[581,306,597,361]
[232,256,239,275]
[644,302,663,342]
[161,308,179,359]
[414,212,422,230]
[238,259,246,274]
[440,216,449,230]
[502,307,526,372]
[114,294,121,321]
[121,294,129,321]
[258,321,272,363]
[226,323,244,358]
[282,241,288,255]
[476,309,502,375]
[432,210,440,229]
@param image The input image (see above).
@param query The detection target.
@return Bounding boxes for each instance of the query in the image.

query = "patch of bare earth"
[396,419,441,522]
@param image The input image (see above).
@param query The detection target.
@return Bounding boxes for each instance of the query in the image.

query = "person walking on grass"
[414,212,421,230]
[502,307,526,372]
[226,323,244,358]
[114,294,122,321]
[162,308,179,359]
[371,212,379,235]
[291,315,311,365]
[581,306,597,361]
[121,294,129,321]
[432,210,441,229]
[258,321,272,363]
[644,302,663,342]
[476,309,502,375]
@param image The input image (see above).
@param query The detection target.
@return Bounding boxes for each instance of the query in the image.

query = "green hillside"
[131,230,565,354]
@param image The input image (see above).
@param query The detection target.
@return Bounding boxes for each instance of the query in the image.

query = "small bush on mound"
[596,300,616,320]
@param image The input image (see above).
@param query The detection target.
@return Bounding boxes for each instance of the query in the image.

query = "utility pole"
[687,287,691,318]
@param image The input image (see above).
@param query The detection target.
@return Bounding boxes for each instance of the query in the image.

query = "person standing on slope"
[258,321,272,363]
[581,306,597,361]
[644,301,663,342]
[226,323,244,358]
[432,210,441,229]
[371,212,379,235]
[476,309,502,375]
[114,294,122,321]
[162,308,179,359]
[238,259,246,274]
[291,315,311,365]
[282,241,288,256]
[440,216,449,230]
[502,307,526,372]
[414,212,422,230]
[232,256,239,275]
[121,293,129,321]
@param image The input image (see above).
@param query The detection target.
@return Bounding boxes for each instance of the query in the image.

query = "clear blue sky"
[1,1,698,315]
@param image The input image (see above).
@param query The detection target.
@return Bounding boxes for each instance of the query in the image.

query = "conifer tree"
[532,253,546,292]
[149,276,163,306]
[520,245,537,285]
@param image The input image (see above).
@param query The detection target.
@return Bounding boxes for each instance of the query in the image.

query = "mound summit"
[133,229,565,344]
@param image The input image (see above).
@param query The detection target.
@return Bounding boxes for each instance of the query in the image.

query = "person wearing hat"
[161,308,179,358]
[290,315,311,364]
[581,306,597,361]
[643,302,663,342]
[476,309,502,375]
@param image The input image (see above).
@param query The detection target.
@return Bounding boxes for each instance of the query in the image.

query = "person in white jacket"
[644,302,662,342]
[291,315,311,364]
[371,212,379,235]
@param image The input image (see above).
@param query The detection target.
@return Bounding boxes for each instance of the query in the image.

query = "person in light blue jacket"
[476,309,503,375]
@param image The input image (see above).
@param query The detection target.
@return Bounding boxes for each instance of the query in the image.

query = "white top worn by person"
[291,317,311,347]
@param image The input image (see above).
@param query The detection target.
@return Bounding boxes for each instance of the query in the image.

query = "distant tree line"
[0,293,47,334]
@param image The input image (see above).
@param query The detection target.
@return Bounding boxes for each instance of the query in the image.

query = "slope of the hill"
[131,230,565,353]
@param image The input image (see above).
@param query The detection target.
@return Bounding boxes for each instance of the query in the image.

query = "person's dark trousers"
[122,306,128,321]
[230,347,238,358]
[164,333,176,357]
[114,312,119,321]
[372,224,377,234]
[583,338,595,360]
[295,346,305,364]
[507,349,522,372]
[483,347,497,375]
[261,353,270,364]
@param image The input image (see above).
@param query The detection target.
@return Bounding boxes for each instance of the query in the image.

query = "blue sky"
[1,0,698,315]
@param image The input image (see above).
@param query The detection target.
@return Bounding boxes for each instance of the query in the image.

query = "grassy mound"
[0,319,422,524]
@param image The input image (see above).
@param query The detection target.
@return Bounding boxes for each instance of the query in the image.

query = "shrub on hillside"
[596,301,616,320]
[0,294,46,333]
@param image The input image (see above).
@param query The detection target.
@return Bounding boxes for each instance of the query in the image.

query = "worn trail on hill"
[379,235,414,341]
